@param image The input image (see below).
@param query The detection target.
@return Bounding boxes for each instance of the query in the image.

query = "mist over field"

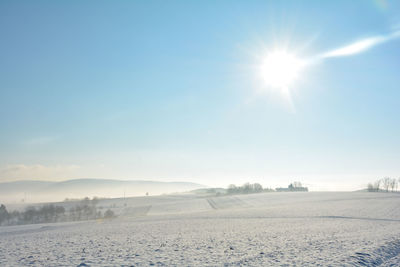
[0,179,205,204]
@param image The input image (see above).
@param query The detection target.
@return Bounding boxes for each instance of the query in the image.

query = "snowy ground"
[1,192,400,266]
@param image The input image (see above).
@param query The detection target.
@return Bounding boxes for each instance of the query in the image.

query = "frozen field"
[1,192,400,266]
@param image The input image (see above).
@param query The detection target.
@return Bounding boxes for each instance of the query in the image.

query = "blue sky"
[1,0,400,190]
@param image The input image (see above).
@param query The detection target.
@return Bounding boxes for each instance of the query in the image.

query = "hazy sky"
[1,0,400,190]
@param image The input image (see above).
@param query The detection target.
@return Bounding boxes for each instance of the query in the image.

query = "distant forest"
[0,197,115,227]
[275,181,308,192]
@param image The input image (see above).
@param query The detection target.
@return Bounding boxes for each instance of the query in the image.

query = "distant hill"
[0,179,206,204]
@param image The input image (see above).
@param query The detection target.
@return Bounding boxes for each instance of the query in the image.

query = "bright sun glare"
[260,51,304,89]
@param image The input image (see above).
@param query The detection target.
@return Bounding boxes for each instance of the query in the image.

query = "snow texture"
[1,192,400,266]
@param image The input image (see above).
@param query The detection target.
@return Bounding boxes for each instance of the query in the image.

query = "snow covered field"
[1,192,400,266]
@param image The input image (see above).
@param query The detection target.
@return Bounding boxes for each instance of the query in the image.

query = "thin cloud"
[320,30,400,58]
[0,164,80,182]
[23,136,58,146]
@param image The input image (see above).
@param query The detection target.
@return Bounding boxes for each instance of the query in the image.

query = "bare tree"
[253,183,263,193]
[374,179,381,192]
[0,204,9,225]
[243,183,252,194]
[367,183,374,192]
[389,178,397,192]
[382,177,391,192]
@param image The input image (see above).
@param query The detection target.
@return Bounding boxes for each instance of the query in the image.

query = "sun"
[260,51,305,89]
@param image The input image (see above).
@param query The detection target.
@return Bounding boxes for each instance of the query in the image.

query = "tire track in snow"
[206,198,217,210]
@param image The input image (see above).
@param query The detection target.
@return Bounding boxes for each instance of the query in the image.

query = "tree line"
[0,197,115,227]
[276,181,308,192]
[367,177,399,192]
[227,183,274,195]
